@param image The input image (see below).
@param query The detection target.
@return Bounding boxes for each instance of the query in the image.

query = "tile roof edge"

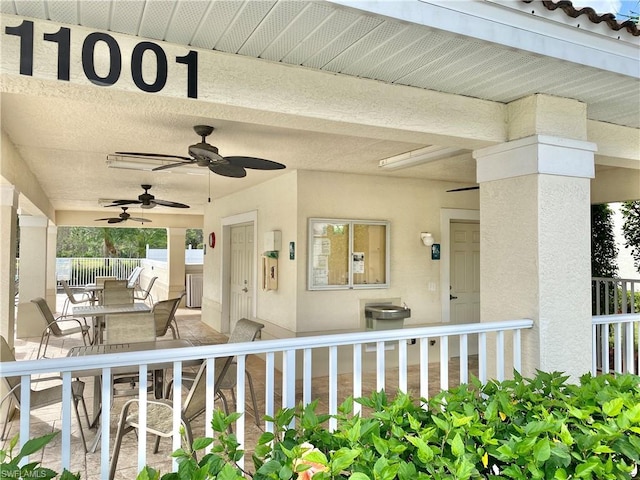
[522,0,639,36]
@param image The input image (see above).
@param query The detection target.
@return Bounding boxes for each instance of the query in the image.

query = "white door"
[229,223,253,332]
[449,221,480,355]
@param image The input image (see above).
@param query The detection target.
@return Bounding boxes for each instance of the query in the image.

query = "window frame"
[307,217,390,291]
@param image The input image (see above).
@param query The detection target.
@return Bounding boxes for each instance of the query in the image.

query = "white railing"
[55,258,142,287]
[591,277,639,374]
[592,277,639,315]
[592,313,640,376]
[1,319,533,479]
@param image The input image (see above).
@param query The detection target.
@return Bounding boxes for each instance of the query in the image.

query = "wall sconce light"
[420,232,435,246]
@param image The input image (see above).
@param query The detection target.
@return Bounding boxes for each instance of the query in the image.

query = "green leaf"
[452,414,474,428]
[451,432,465,458]
[304,450,328,466]
[349,473,371,480]
[257,460,283,475]
[372,435,388,455]
[602,398,624,417]
[16,433,58,459]
[432,415,450,432]
[191,437,213,451]
[533,438,551,463]
[278,465,293,480]
[330,447,360,474]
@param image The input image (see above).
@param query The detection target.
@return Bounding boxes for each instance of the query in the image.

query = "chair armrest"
[49,317,85,329]
[0,383,20,408]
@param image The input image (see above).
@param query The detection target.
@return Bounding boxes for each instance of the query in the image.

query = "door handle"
[450,294,458,300]
[242,287,248,293]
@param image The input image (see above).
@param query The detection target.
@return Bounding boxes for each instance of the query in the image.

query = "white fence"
[1,319,533,478]
[591,277,639,374]
[55,258,141,287]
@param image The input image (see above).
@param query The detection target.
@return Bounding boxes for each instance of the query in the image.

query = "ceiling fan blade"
[107,218,124,223]
[152,160,195,171]
[104,200,141,207]
[209,163,247,178]
[226,156,286,170]
[129,217,152,222]
[95,217,116,221]
[447,186,480,192]
[115,152,192,161]
[152,199,190,208]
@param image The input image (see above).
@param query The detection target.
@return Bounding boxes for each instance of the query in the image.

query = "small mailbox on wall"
[262,256,278,291]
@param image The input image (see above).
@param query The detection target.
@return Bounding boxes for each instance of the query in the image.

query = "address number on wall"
[5,20,198,98]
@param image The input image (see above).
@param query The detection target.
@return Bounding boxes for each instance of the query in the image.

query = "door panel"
[229,224,253,332]
[450,221,480,356]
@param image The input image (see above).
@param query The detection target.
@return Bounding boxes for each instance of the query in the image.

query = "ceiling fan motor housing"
[139,184,155,208]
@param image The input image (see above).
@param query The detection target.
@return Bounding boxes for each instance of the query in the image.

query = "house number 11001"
[5,20,198,98]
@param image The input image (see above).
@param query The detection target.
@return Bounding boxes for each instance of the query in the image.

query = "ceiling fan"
[95,207,151,224]
[447,186,479,192]
[111,125,286,178]
[103,184,189,209]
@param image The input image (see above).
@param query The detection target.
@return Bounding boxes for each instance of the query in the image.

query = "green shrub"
[0,433,80,479]
[146,371,640,480]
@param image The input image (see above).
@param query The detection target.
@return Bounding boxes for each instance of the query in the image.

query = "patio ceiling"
[1,0,638,218]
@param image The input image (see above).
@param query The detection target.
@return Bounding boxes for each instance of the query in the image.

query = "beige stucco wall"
[202,169,479,337]
[202,171,298,333]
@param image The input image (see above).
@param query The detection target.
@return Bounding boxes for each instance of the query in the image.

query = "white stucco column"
[0,185,19,346]
[475,135,596,381]
[16,215,49,338]
[167,228,186,301]
[46,224,58,308]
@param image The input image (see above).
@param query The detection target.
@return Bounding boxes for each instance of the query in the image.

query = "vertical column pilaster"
[0,185,19,346]
[16,215,49,338]
[475,135,596,381]
[46,224,58,308]
[167,228,187,302]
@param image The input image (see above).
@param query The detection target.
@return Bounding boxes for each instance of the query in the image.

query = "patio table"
[73,303,151,344]
[67,338,195,452]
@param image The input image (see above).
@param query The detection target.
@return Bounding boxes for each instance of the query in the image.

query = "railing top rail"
[592,313,640,325]
[592,276,640,282]
[0,319,533,377]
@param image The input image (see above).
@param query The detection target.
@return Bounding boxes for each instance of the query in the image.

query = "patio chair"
[102,279,133,305]
[31,297,92,358]
[109,355,234,478]
[173,318,264,426]
[105,312,156,398]
[61,279,92,316]
[126,266,144,289]
[0,336,90,452]
[152,297,182,339]
[134,276,157,306]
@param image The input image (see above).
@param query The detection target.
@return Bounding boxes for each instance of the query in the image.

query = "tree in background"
[57,227,167,258]
[591,204,618,277]
[186,229,203,249]
[621,200,640,274]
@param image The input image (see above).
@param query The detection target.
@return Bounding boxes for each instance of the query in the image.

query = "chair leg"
[109,405,135,480]
[246,371,260,426]
[153,435,161,454]
[171,320,180,339]
[62,298,70,317]
[73,397,88,453]
[1,400,16,440]
[37,330,51,359]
